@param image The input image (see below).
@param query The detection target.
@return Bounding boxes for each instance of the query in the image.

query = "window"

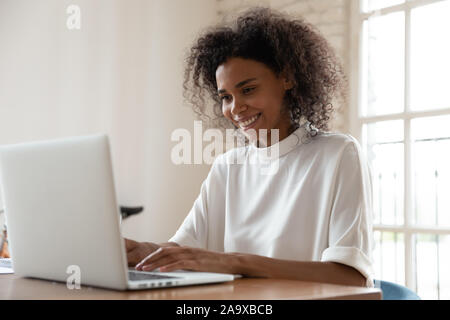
[350,0,450,299]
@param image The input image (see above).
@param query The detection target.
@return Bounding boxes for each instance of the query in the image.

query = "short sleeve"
[321,138,375,287]
[168,154,226,249]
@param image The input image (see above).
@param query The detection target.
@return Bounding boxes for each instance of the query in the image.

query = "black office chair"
[119,206,143,220]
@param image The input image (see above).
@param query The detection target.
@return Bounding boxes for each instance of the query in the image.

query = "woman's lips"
[239,113,262,130]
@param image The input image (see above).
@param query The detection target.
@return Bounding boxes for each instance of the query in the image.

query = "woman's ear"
[280,70,294,90]
[284,78,294,90]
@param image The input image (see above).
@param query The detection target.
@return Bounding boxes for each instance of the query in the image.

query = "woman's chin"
[241,125,259,137]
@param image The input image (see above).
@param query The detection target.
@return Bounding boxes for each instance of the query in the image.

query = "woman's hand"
[134,246,243,274]
[125,238,160,267]
[128,240,367,286]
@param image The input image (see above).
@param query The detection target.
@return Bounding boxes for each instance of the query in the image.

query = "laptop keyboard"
[128,270,179,281]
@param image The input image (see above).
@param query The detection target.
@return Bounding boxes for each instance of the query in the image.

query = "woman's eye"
[220,95,231,102]
[243,87,255,94]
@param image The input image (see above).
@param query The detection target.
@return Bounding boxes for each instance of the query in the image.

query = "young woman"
[126,8,374,287]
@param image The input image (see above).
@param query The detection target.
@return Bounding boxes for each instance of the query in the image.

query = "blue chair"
[374,280,421,300]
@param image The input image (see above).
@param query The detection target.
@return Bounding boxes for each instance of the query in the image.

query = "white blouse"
[169,123,375,287]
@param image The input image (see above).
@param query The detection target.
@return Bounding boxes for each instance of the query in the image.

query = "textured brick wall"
[216,0,351,133]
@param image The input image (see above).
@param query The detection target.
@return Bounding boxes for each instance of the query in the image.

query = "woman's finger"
[141,251,193,271]
[159,260,197,273]
[127,248,143,267]
[124,238,139,251]
[136,247,186,270]
[135,247,163,269]
[141,255,181,271]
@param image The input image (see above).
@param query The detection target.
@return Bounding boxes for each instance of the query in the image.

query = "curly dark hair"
[183,7,347,141]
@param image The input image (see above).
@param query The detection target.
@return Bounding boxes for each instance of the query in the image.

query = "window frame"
[349,0,450,294]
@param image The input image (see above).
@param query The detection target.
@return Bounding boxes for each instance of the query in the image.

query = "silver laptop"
[0,134,235,290]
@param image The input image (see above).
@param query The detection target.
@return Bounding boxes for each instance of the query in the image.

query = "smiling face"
[216,57,294,147]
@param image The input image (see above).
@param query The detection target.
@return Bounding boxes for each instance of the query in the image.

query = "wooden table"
[0,273,381,300]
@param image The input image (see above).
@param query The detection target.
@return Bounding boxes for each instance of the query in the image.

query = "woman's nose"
[230,97,247,116]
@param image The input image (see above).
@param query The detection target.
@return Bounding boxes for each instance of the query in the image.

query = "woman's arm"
[133,246,367,287]
[234,253,367,287]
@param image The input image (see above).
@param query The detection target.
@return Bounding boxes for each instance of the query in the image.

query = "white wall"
[0,0,217,242]
[0,0,352,244]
